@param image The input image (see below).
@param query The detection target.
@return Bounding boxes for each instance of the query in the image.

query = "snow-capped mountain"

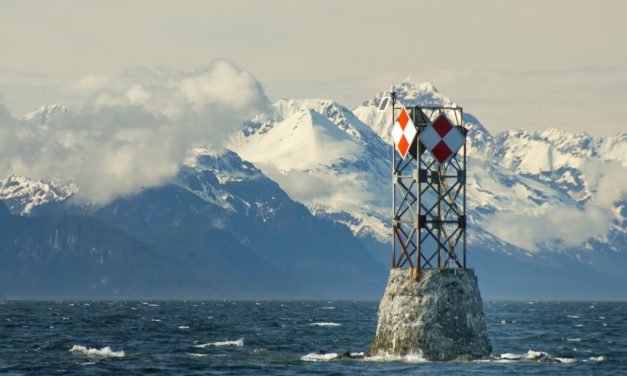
[1,80,626,298]
[23,104,70,126]
[0,143,386,298]
[354,80,626,254]
[229,99,391,242]
[227,80,625,261]
[0,176,77,215]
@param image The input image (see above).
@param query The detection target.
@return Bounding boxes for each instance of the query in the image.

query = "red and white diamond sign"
[391,106,417,159]
[419,113,465,164]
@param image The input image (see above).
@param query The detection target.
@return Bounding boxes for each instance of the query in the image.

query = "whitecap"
[151,319,161,322]
[590,356,606,362]
[494,350,567,363]
[555,357,576,364]
[186,352,208,358]
[69,345,125,358]
[178,325,190,329]
[301,352,339,361]
[363,352,428,363]
[575,324,584,327]
[567,315,579,319]
[566,338,582,342]
[309,322,341,327]
[525,350,549,360]
[194,339,244,348]
[321,307,335,310]
[500,353,522,360]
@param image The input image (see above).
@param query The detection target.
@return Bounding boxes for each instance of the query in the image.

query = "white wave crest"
[178,326,190,329]
[566,338,582,342]
[555,357,576,364]
[525,350,550,360]
[309,322,341,327]
[590,356,606,362]
[493,350,576,364]
[69,345,125,358]
[301,352,339,361]
[194,338,244,348]
[186,352,208,358]
[363,352,428,363]
[499,353,522,360]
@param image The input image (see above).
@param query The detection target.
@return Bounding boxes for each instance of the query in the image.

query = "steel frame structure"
[391,91,467,279]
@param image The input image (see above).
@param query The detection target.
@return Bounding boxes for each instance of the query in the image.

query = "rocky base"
[368,268,492,361]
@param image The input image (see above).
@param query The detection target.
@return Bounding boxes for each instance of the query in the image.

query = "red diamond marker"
[391,106,417,159]
[419,113,465,164]
[432,115,453,137]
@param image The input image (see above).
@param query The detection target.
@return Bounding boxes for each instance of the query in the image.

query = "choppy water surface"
[0,301,625,375]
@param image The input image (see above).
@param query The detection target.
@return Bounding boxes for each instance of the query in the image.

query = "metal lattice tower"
[391,91,467,280]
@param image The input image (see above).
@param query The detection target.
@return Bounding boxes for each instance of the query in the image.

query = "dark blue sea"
[1,301,625,375]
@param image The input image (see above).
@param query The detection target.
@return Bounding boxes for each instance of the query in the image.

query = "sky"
[1,0,626,136]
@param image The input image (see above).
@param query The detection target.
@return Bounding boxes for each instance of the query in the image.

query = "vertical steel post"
[462,109,467,269]
[391,90,396,268]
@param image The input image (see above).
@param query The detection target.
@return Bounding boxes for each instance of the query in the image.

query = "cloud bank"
[484,159,627,252]
[0,60,269,204]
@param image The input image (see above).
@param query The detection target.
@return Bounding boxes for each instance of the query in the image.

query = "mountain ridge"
[1,80,625,299]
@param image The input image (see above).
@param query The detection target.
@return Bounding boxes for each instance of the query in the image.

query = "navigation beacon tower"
[389,89,467,280]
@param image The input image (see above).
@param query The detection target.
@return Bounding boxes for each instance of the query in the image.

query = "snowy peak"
[0,175,78,215]
[23,104,70,125]
[271,99,374,142]
[237,108,362,171]
[230,98,393,242]
[185,145,266,184]
[493,128,627,174]
[362,79,455,108]
[178,147,283,218]
[354,80,458,144]
[463,113,495,158]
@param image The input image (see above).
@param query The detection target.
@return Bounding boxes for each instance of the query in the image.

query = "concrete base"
[368,268,492,361]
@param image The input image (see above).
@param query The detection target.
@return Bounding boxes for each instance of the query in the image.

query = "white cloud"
[484,159,626,252]
[580,159,627,209]
[70,74,110,92]
[0,60,270,204]
[484,204,611,252]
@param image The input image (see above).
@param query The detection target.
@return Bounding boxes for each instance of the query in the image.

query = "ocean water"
[0,300,625,375]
